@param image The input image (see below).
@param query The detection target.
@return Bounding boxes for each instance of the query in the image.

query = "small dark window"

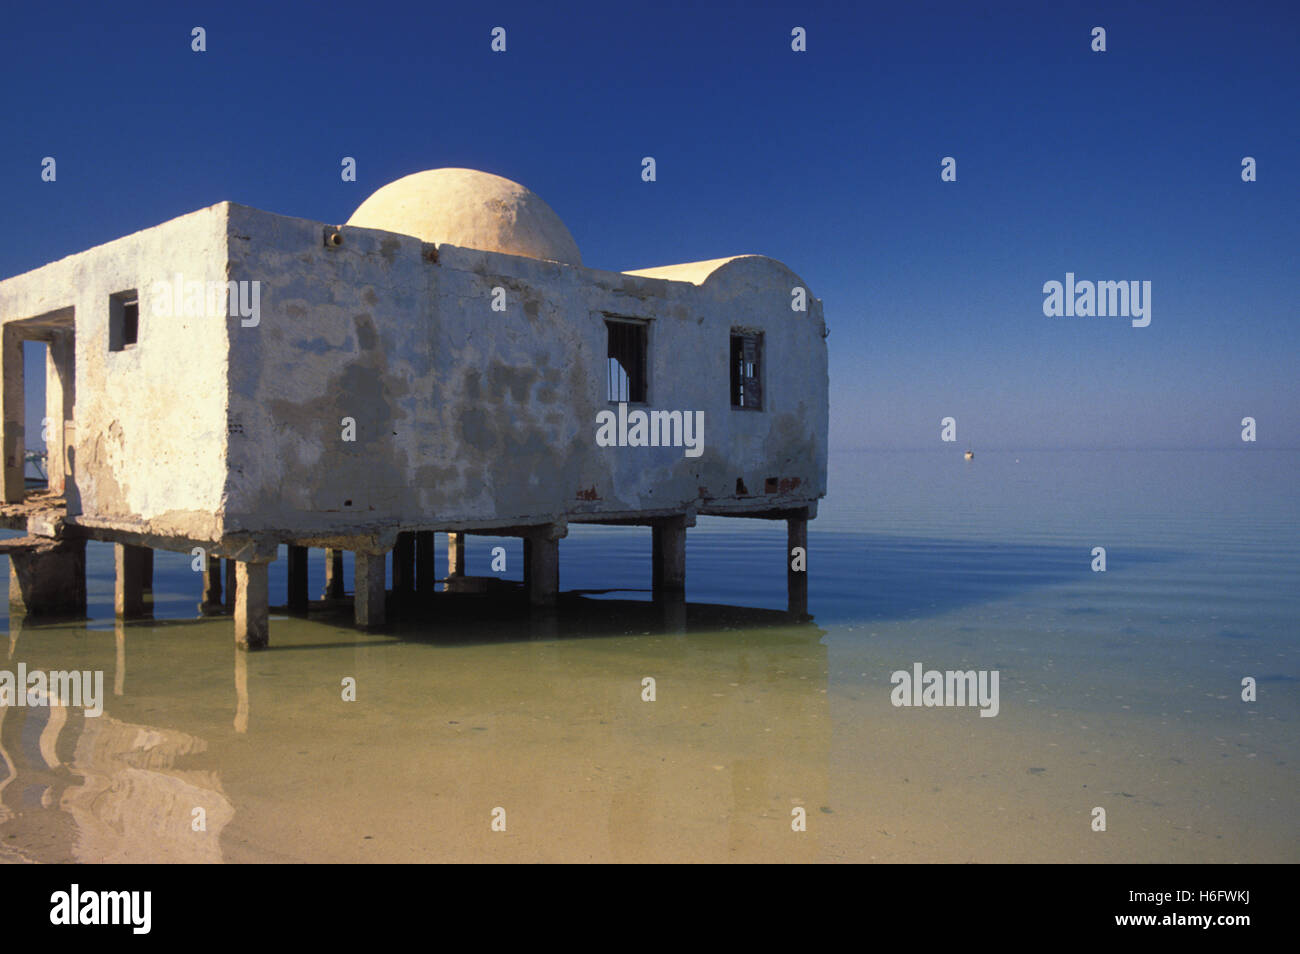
[730,331,763,409]
[606,318,647,402]
[109,290,139,351]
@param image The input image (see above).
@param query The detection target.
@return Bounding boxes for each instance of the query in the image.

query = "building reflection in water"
[2,596,828,862]
[1,617,234,863]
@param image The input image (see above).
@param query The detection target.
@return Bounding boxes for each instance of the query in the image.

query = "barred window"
[730,331,762,409]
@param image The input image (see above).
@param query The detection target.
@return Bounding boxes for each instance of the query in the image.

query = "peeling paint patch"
[354,314,378,351]
[487,363,537,403]
[293,337,337,355]
[463,369,482,402]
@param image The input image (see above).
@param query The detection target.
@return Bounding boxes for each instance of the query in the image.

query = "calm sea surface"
[2,449,1296,862]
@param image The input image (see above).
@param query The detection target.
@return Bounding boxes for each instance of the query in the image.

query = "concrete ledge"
[0,534,60,555]
[0,490,65,533]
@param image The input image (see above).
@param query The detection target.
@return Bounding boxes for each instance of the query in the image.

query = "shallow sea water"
[2,449,1296,862]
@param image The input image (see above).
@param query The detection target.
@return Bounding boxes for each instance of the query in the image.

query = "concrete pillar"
[447,532,466,577]
[8,540,86,618]
[200,554,224,614]
[286,544,309,614]
[652,516,688,598]
[393,531,415,599]
[354,550,387,628]
[416,531,435,595]
[234,561,269,650]
[141,548,153,594]
[1,325,25,503]
[525,532,559,608]
[114,543,149,619]
[660,594,687,634]
[322,548,345,599]
[787,513,808,617]
[528,610,558,641]
[45,330,75,497]
[224,559,237,614]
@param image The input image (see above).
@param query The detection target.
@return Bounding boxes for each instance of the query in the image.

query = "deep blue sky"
[3,0,1296,450]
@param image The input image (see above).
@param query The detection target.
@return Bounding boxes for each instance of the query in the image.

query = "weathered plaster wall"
[0,204,231,542]
[224,205,826,539]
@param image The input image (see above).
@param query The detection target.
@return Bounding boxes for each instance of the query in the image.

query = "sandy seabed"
[1,599,1292,864]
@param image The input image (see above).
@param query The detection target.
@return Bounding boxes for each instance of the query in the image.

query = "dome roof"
[346,168,581,266]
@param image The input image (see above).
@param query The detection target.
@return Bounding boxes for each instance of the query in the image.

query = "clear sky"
[3,0,1296,451]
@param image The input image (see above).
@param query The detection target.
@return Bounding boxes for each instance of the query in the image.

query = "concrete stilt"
[652,516,687,599]
[114,543,150,619]
[354,550,387,628]
[416,531,435,595]
[287,544,309,615]
[447,532,466,577]
[528,609,558,641]
[234,561,270,650]
[322,548,345,599]
[787,512,808,617]
[200,554,224,614]
[141,547,154,594]
[525,532,559,608]
[660,593,687,633]
[8,540,86,618]
[1,324,25,504]
[393,531,415,599]
[225,559,237,614]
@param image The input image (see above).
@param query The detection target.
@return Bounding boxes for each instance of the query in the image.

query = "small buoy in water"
[964,450,974,461]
